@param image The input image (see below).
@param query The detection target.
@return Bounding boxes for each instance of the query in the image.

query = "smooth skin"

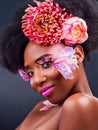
[16,41,98,130]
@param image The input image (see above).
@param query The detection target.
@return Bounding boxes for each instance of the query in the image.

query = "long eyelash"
[18,68,30,81]
[43,56,53,62]
[36,56,54,65]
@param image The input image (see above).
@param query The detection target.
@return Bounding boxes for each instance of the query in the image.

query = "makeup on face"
[54,47,78,80]
[18,54,54,81]
[40,85,55,97]
[19,46,78,82]
[36,54,54,68]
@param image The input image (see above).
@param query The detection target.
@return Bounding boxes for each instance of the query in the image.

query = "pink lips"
[40,85,55,97]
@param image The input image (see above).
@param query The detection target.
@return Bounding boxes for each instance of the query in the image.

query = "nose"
[30,68,46,89]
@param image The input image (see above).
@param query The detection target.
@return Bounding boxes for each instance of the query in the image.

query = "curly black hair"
[0,0,98,73]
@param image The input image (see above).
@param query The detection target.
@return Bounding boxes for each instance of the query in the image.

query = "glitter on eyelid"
[18,55,54,81]
[36,55,54,65]
[18,68,30,81]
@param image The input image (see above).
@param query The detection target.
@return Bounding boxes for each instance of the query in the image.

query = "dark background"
[0,0,98,130]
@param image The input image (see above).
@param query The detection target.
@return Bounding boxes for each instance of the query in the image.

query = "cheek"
[29,80,35,90]
[29,65,62,89]
[45,65,61,80]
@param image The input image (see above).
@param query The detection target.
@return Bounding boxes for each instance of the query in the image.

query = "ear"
[74,45,84,64]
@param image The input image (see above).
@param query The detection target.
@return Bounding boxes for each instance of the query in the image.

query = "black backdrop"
[0,0,98,130]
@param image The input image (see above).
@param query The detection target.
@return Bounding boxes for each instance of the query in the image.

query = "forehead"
[24,41,66,63]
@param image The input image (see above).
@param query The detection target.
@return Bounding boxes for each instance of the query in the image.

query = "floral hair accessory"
[22,0,66,45]
[22,0,88,46]
[54,46,78,79]
[62,17,88,46]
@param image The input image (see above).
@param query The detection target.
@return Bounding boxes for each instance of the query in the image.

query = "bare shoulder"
[15,99,45,130]
[59,93,98,130]
[63,93,98,109]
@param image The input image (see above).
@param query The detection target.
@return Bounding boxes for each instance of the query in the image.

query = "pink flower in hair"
[62,17,88,46]
[22,0,88,46]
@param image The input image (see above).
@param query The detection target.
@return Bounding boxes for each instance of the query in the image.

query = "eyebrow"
[36,54,53,64]
[24,54,53,70]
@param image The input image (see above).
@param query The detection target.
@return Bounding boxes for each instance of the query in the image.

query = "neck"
[72,64,93,96]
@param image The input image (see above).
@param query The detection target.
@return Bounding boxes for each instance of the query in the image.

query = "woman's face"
[23,41,78,104]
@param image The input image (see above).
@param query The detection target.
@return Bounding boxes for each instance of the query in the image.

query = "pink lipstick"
[40,85,55,97]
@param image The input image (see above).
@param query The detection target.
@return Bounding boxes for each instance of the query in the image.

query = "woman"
[0,0,98,129]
